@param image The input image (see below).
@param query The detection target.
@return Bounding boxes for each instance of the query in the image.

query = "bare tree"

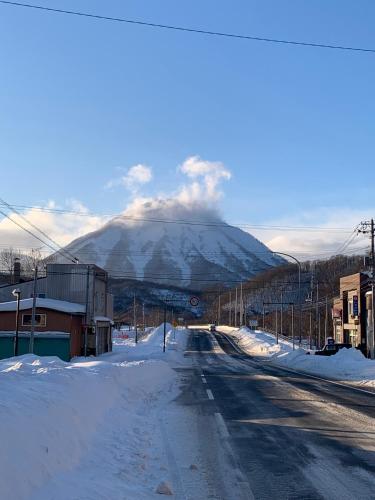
[21,248,43,278]
[0,247,20,279]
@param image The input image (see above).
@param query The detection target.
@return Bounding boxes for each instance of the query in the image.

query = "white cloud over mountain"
[0,156,369,261]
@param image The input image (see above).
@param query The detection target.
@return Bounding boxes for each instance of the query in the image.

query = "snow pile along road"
[0,324,190,500]
[218,326,375,390]
[110,322,187,364]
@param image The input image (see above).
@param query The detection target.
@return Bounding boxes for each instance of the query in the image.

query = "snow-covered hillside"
[56,200,283,288]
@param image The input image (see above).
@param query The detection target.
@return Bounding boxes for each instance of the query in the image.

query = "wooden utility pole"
[240,282,243,326]
[229,291,232,326]
[234,287,238,327]
[29,265,38,353]
[358,219,375,358]
[324,295,328,342]
[133,293,138,344]
[218,293,221,325]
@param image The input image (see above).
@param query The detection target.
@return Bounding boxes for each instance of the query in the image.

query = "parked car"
[209,324,216,332]
[313,342,352,356]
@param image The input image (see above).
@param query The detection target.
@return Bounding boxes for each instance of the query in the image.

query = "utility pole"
[229,291,232,326]
[244,294,247,327]
[12,288,21,356]
[316,282,321,349]
[271,252,302,346]
[280,290,283,336]
[240,282,243,327]
[84,265,90,357]
[163,303,167,352]
[234,287,238,327]
[29,265,38,353]
[262,303,265,331]
[218,293,221,325]
[324,295,328,342]
[291,303,295,350]
[275,307,278,344]
[133,293,138,344]
[309,264,314,349]
[358,219,375,358]
[142,302,145,333]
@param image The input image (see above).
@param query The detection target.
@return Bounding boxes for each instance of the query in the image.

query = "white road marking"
[206,389,214,400]
[202,377,207,384]
[214,412,230,438]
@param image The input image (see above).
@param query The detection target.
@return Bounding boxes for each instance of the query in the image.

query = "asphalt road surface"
[178,328,375,500]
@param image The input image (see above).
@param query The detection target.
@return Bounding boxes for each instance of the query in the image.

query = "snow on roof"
[93,316,114,324]
[0,298,86,314]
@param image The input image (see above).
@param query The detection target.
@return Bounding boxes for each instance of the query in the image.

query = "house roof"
[0,298,86,314]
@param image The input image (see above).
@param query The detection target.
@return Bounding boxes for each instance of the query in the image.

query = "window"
[22,314,46,327]
[348,300,353,316]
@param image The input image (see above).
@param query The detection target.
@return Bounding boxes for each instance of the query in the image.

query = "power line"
[0,203,354,232]
[0,208,78,263]
[0,198,79,264]
[1,1,374,54]
[0,267,313,285]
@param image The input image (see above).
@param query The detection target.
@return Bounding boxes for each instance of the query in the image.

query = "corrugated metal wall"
[0,264,112,322]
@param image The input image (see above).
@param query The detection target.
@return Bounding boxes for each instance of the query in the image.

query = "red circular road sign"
[189,296,199,307]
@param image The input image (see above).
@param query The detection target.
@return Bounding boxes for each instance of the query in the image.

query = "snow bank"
[109,323,189,365]
[221,326,294,359]
[218,326,375,390]
[0,324,189,499]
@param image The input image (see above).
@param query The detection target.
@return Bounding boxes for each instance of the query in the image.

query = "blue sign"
[353,295,359,317]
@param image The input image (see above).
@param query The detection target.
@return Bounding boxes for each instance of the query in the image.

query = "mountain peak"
[58,201,283,289]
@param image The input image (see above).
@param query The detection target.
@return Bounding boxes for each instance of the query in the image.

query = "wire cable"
[0,203,354,232]
[1,1,375,54]
[0,198,79,264]
[0,208,78,263]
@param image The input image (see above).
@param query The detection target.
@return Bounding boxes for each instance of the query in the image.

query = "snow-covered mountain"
[57,201,284,289]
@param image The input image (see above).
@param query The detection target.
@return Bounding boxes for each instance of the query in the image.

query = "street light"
[272,252,302,347]
[12,288,21,357]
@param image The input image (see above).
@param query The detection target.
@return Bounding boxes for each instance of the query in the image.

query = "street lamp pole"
[12,288,21,357]
[272,252,302,347]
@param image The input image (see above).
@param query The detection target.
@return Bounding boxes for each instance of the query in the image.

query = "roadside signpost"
[161,295,200,352]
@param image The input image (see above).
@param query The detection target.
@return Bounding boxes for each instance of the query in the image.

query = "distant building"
[334,272,374,358]
[0,263,114,360]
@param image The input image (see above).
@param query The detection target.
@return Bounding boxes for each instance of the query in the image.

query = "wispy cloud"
[105,164,152,192]
[178,156,231,203]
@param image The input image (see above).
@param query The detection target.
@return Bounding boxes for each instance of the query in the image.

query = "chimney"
[13,258,21,284]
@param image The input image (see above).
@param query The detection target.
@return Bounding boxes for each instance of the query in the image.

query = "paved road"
[179,328,375,500]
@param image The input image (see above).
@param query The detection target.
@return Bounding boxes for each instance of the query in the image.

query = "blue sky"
[1,0,375,255]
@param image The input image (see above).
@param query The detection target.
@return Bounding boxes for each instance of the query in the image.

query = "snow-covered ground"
[0,324,192,500]
[217,326,375,390]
